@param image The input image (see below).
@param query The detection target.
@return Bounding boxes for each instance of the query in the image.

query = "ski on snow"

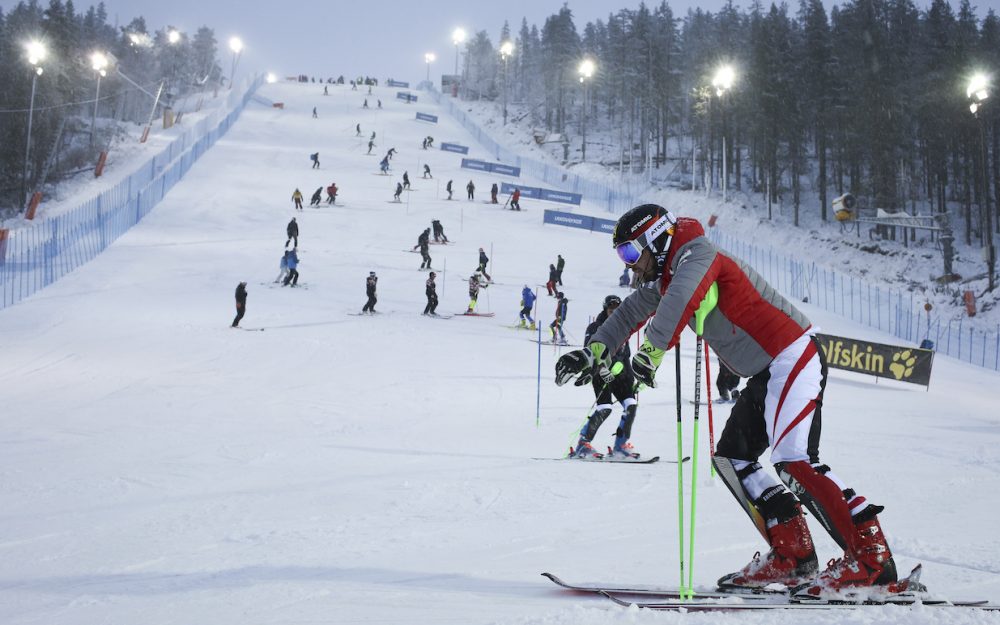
[534,454,690,465]
[542,566,999,611]
[541,572,778,599]
[600,591,998,611]
[534,455,662,464]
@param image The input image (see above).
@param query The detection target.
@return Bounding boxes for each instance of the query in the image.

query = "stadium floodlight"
[167,29,181,44]
[712,65,737,201]
[127,32,153,48]
[425,52,436,81]
[452,27,466,75]
[712,65,736,96]
[228,37,244,89]
[22,40,46,210]
[500,41,514,125]
[967,73,989,115]
[90,51,109,147]
[266,72,277,84]
[967,72,995,291]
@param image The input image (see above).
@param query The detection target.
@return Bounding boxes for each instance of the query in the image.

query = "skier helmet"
[603,294,622,310]
[611,204,677,265]
[369,271,376,276]
[430,272,436,278]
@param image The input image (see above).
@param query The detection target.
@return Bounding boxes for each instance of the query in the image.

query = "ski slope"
[1,81,999,625]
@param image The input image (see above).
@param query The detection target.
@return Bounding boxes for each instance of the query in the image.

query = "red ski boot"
[794,513,899,599]
[718,511,818,589]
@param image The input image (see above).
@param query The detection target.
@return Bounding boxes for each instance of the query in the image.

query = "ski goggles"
[615,240,645,265]
[614,215,674,265]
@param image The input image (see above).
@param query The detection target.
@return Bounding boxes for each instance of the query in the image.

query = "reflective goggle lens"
[615,240,644,265]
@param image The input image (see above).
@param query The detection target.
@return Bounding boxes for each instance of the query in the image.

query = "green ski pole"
[687,282,719,599]
[674,343,686,599]
[689,335,702,599]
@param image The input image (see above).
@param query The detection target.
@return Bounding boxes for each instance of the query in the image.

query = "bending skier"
[554,204,898,599]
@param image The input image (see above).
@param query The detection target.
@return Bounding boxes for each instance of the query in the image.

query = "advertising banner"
[543,210,593,231]
[415,112,438,123]
[491,163,521,177]
[539,189,582,205]
[460,159,489,171]
[440,143,469,154]
[815,333,934,386]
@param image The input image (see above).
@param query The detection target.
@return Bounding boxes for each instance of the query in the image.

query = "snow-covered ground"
[1,80,998,625]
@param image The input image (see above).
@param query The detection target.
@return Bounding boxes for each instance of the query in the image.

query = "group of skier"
[292,184,338,210]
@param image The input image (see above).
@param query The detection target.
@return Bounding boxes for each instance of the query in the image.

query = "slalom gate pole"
[674,344,686,599]
[688,335,703,599]
[535,287,542,428]
[704,341,716,478]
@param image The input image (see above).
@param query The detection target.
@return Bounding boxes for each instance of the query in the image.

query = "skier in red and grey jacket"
[554,204,898,599]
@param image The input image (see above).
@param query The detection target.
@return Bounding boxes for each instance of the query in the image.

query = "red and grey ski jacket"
[590,217,811,377]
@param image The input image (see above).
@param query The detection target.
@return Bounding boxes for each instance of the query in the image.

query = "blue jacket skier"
[519,286,536,329]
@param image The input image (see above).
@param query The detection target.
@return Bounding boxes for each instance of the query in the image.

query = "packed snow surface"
[1,81,998,625]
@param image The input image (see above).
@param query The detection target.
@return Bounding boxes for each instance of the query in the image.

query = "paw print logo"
[889,350,918,380]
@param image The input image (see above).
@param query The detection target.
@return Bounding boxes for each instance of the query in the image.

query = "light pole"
[90,51,109,149]
[22,40,46,211]
[228,36,243,90]
[452,28,466,76]
[712,65,736,202]
[968,73,995,292]
[424,52,436,83]
[578,58,595,162]
[500,40,514,125]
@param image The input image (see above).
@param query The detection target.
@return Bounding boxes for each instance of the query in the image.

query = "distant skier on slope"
[519,285,536,330]
[419,232,432,270]
[232,282,248,327]
[553,203,899,598]
[477,247,492,282]
[431,219,448,243]
[291,188,303,210]
[362,271,378,314]
[423,272,439,315]
[446,180,454,200]
[282,248,300,286]
[286,217,299,248]
[309,187,322,207]
[549,291,568,345]
[466,272,488,313]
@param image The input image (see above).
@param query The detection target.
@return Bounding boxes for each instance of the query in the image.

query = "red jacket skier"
[554,204,898,599]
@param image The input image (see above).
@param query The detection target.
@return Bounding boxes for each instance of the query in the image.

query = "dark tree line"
[0,0,222,213]
[462,0,1000,251]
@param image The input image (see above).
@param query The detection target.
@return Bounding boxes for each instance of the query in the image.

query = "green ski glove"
[632,339,666,388]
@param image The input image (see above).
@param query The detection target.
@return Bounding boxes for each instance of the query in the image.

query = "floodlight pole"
[22,69,41,210]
